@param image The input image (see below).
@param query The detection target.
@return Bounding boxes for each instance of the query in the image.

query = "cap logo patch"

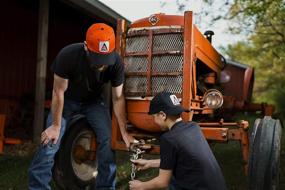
[99,41,109,52]
[170,95,180,105]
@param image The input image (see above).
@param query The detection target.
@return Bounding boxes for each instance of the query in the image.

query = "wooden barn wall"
[0,1,38,100]
[0,1,38,136]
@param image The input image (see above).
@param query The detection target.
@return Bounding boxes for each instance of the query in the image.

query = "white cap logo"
[170,95,180,105]
[99,41,109,52]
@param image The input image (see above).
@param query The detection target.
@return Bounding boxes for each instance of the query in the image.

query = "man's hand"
[129,180,144,190]
[41,125,60,145]
[130,159,152,171]
[121,132,136,148]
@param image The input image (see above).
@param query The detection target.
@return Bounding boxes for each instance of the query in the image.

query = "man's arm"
[131,159,160,170]
[129,169,172,190]
[112,84,134,148]
[41,74,68,145]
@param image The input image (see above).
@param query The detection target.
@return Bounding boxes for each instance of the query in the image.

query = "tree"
[220,0,285,118]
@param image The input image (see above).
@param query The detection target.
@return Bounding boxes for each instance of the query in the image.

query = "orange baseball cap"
[86,23,116,66]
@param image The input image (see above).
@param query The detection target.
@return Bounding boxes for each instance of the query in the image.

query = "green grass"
[0,140,284,190]
[0,151,158,190]
[0,155,31,190]
[116,152,159,190]
[212,142,248,190]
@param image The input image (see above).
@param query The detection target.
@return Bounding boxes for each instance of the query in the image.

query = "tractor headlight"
[203,89,223,109]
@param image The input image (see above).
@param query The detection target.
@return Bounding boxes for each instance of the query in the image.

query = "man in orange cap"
[28,23,135,190]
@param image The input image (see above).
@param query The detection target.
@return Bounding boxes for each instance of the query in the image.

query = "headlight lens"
[203,89,223,109]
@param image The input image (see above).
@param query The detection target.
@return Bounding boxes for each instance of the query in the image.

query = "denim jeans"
[28,99,116,190]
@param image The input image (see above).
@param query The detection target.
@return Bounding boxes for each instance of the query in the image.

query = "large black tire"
[248,116,282,190]
[53,119,97,190]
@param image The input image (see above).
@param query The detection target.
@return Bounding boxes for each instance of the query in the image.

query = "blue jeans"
[28,99,116,190]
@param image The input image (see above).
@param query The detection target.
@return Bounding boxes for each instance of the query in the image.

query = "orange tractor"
[53,12,282,190]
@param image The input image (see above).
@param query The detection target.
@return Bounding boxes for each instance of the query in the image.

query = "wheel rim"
[71,128,98,181]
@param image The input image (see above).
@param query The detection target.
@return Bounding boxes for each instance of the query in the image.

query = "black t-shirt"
[160,121,227,190]
[51,43,124,102]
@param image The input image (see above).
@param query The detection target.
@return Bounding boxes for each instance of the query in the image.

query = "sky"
[99,0,246,50]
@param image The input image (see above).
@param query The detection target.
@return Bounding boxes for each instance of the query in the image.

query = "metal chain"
[130,150,138,180]
[130,147,144,180]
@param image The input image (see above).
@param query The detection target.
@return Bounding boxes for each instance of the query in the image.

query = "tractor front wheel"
[248,116,282,190]
[53,120,97,189]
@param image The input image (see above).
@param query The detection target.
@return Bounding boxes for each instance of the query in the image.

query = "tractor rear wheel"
[53,120,97,189]
[248,116,282,190]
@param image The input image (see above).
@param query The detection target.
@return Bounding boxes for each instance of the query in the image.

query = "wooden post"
[33,0,49,143]
[0,115,6,154]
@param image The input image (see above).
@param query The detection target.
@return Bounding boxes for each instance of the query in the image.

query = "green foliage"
[220,0,285,120]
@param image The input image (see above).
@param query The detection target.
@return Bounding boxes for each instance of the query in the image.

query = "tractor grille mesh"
[125,30,183,96]
[125,56,148,72]
[152,55,183,72]
[125,77,147,94]
[126,36,149,53]
[152,76,183,93]
[153,33,183,52]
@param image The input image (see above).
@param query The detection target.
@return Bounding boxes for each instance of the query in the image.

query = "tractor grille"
[126,36,149,53]
[153,33,183,52]
[125,76,148,94]
[151,76,183,93]
[124,27,183,97]
[125,56,148,72]
[152,55,183,72]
